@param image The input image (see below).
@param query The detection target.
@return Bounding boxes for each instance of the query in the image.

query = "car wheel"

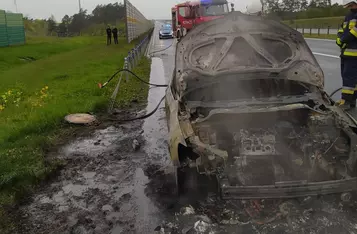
[176,167,197,196]
[175,166,217,197]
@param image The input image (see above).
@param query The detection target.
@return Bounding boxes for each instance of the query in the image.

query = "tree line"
[262,0,348,20]
[25,2,126,36]
[23,1,349,36]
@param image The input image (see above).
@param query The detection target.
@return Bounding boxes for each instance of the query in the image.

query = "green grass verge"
[0,36,151,210]
[283,16,344,29]
[303,33,335,40]
[0,36,105,72]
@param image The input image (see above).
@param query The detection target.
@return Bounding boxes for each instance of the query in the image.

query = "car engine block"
[234,129,276,156]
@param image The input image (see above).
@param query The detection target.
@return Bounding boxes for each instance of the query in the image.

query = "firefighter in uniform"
[336,0,357,110]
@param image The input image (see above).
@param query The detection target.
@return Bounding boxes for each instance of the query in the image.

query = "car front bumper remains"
[220,178,357,199]
[160,33,173,38]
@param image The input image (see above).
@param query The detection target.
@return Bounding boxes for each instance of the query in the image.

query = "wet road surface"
[305,38,341,100]
[15,22,357,234]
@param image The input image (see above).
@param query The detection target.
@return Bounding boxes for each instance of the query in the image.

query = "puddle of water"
[133,168,160,233]
[111,41,172,234]
[62,126,124,157]
[111,226,124,234]
[142,57,169,165]
[62,184,87,197]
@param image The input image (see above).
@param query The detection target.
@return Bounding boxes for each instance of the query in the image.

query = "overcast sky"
[0,0,342,21]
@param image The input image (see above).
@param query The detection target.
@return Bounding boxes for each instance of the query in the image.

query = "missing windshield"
[183,79,311,102]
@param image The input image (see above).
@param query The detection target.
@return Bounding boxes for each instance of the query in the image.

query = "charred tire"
[175,167,218,197]
[176,167,199,196]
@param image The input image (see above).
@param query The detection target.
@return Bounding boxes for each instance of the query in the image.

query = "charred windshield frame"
[181,78,315,103]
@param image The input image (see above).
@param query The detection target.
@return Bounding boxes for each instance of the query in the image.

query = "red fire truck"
[171,0,231,41]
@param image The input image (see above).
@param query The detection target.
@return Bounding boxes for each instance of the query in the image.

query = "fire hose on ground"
[329,87,342,98]
[147,41,175,57]
[98,69,168,89]
[98,69,168,122]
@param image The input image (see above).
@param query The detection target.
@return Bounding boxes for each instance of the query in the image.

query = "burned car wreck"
[165,12,357,199]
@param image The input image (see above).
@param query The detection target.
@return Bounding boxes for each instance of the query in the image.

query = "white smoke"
[245,0,264,15]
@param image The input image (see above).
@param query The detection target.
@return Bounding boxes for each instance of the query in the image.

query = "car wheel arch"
[166,84,187,166]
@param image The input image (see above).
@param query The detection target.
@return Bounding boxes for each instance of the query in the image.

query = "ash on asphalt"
[15,25,179,234]
[14,23,357,234]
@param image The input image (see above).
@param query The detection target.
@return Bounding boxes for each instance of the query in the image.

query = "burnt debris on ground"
[16,104,174,234]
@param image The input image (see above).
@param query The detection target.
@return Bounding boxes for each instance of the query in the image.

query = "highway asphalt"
[306,38,342,100]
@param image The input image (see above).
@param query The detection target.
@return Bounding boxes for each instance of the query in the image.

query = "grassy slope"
[283,16,344,29]
[0,37,102,72]
[0,36,150,207]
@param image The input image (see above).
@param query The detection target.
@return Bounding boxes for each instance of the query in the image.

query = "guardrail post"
[134,48,138,66]
[128,52,132,71]
[302,27,305,34]
[139,42,143,56]
[309,28,312,35]
[131,49,136,68]
[135,47,139,65]
[318,28,320,36]
[124,57,129,82]
[327,26,330,35]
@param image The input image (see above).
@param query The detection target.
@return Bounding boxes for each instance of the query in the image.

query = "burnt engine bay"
[192,109,354,187]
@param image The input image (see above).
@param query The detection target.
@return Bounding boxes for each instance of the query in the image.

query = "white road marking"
[312,52,340,59]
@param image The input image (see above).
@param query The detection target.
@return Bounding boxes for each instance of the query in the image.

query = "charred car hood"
[175,12,324,90]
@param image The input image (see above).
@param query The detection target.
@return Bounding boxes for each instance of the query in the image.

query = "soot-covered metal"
[165,11,357,199]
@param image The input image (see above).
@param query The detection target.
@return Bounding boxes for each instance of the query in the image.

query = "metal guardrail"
[294,26,338,35]
[108,29,154,112]
[124,0,154,43]
[107,0,155,112]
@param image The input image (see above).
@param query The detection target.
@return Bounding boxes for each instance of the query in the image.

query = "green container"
[6,13,25,46]
[0,10,8,47]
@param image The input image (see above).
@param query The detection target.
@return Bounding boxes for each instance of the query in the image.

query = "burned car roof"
[175,11,324,89]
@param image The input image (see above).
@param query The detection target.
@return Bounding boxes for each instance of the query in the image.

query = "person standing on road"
[112,27,119,45]
[106,26,112,45]
[336,0,357,110]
